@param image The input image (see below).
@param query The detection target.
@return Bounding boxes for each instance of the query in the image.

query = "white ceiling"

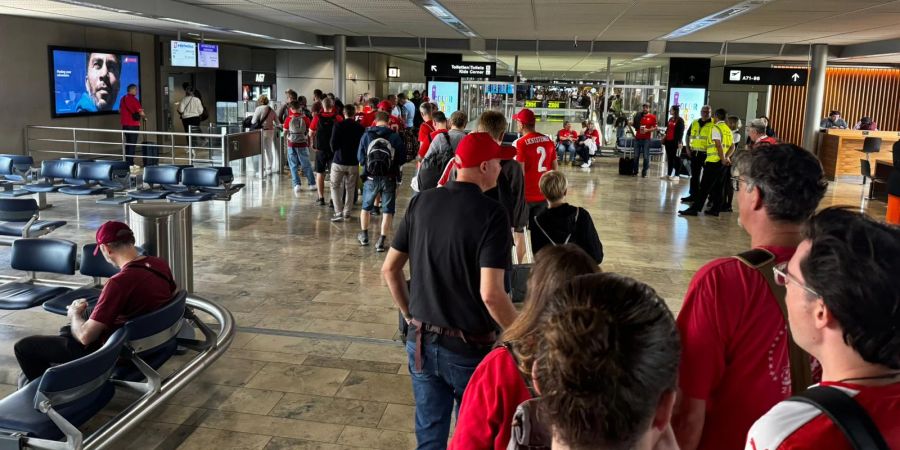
[1,0,899,77]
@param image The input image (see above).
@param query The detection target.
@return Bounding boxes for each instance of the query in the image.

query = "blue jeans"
[633,138,651,175]
[556,142,575,161]
[406,338,484,450]
[288,146,314,187]
[362,177,397,214]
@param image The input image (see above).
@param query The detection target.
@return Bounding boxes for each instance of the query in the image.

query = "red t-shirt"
[677,246,812,450]
[417,120,436,158]
[557,129,577,142]
[515,132,556,203]
[90,256,175,342]
[583,129,600,146]
[666,117,678,140]
[420,129,449,156]
[387,114,405,132]
[282,112,311,148]
[309,111,344,131]
[637,113,657,139]
[745,381,900,450]
[119,94,142,127]
[450,347,533,450]
[754,136,779,148]
[360,111,378,128]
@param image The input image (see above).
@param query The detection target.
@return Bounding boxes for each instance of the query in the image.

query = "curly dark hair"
[800,206,900,369]
[733,143,827,223]
[534,273,680,449]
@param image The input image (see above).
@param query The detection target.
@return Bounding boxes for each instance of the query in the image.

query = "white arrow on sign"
[431,65,437,72]
[791,73,800,82]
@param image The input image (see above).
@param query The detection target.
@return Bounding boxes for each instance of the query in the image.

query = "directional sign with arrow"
[424,60,497,79]
[723,66,808,86]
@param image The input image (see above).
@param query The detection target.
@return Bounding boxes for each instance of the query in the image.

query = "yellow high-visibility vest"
[706,121,734,163]
[688,119,715,152]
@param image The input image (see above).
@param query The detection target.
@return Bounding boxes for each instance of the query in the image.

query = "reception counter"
[817,129,900,181]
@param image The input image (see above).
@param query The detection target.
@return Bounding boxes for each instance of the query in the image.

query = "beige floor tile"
[335,371,414,405]
[247,362,350,396]
[197,356,269,387]
[199,410,345,443]
[303,355,401,374]
[336,426,416,450]
[177,427,272,450]
[252,315,315,333]
[169,383,285,415]
[243,334,350,357]
[304,319,397,340]
[265,437,357,450]
[269,393,387,427]
[348,305,399,325]
[377,404,416,433]
[341,342,408,365]
[311,290,394,307]
[226,348,310,364]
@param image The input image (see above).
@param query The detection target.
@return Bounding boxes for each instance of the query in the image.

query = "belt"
[410,319,496,371]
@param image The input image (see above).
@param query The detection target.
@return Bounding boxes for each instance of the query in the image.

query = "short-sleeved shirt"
[485,157,527,232]
[417,120,436,158]
[515,132,556,203]
[90,256,175,342]
[282,113,311,148]
[677,246,804,450]
[557,129,577,142]
[392,181,512,335]
[309,111,344,131]
[746,381,900,450]
[451,347,533,450]
[636,113,657,139]
[582,129,600,146]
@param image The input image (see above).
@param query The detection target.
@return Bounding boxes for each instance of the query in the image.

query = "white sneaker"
[307,185,316,191]
[581,162,591,168]
[293,185,302,193]
[670,175,680,182]
[660,175,669,180]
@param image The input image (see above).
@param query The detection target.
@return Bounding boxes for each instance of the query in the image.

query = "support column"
[802,44,828,152]
[333,35,347,102]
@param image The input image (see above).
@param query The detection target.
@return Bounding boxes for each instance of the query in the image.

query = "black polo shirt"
[392,180,511,335]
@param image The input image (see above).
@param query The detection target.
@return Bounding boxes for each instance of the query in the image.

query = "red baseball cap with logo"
[512,108,536,125]
[94,221,134,255]
[377,100,393,111]
[454,132,517,168]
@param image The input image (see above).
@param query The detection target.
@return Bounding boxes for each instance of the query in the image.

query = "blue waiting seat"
[166,167,223,202]
[42,243,119,315]
[22,159,79,209]
[198,167,245,200]
[58,161,132,205]
[0,198,66,242]
[114,291,188,386]
[0,328,127,445]
[127,165,188,201]
[0,155,35,199]
[0,239,76,310]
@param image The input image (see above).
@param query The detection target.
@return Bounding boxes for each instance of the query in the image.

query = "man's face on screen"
[85,53,120,110]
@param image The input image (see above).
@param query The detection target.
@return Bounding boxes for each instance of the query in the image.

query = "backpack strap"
[788,386,890,450]
[563,208,580,244]
[733,249,813,395]
[533,215,556,246]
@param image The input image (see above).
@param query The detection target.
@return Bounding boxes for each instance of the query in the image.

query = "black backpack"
[365,136,396,177]
[315,114,337,152]
[415,131,454,191]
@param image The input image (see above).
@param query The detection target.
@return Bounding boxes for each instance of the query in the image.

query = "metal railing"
[24,126,265,169]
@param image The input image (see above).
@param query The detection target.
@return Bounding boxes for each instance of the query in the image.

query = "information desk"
[816,129,899,181]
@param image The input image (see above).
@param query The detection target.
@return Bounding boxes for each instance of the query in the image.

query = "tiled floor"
[0,156,886,449]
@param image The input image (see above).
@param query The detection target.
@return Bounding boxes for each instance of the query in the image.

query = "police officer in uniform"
[681,105,715,203]
[679,108,733,217]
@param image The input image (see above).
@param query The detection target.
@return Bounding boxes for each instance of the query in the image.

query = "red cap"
[454,132,517,169]
[512,108,536,125]
[377,101,393,111]
[94,221,134,255]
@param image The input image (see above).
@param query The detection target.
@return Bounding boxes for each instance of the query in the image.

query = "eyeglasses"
[773,262,819,297]
[731,176,746,192]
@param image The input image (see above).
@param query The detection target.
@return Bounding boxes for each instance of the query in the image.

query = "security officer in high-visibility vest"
[682,105,715,202]
[680,108,733,217]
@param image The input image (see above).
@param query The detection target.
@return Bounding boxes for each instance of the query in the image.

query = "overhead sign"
[388,66,400,78]
[198,44,219,68]
[425,61,496,79]
[723,67,808,86]
[245,71,275,86]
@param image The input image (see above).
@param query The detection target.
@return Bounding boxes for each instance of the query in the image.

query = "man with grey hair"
[747,118,778,148]
[672,143,827,450]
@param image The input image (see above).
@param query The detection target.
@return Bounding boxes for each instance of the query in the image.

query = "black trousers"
[689,151,706,197]
[664,140,679,176]
[122,125,139,166]
[721,164,734,209]
[14,334,92,382]
[688,161,724,213]
[575,144,591,163]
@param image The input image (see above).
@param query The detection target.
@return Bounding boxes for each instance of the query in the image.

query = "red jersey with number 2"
[515,132,556,203]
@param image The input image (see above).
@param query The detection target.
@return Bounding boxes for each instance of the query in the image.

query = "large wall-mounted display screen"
[427,81,460,113]
[198,43,219,68]
[171,40,197,67]
[668,87,707,125]
[49,47,141,118]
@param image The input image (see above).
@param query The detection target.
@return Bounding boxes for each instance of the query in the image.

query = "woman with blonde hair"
[450,244,599,450]
[251,94,278,176]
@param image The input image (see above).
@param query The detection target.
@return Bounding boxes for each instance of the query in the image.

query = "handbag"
[199,104,209,122]
[507,398,551,450]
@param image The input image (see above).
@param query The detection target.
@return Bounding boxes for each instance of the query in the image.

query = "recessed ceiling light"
[232,30,272,39]
[280,39,306,45]
[661,0,774,40]
[419,1,479,39]
[161,17,209,27]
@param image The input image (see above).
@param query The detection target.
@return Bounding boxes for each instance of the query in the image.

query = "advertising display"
[427,81,460,113]
[170,40,197,67]
[49,47,140,118]
[198,43,219,68]
[668,87,706,125]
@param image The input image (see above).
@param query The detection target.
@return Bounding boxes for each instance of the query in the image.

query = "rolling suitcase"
[618,157,633,175]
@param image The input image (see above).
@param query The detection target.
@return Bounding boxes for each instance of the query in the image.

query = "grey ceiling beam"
[71,0,318,44]
[839,37,900,58]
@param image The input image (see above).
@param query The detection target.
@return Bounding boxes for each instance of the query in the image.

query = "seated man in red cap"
[14,221,176,385]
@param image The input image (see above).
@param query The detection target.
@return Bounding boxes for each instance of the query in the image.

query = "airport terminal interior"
[0,0,898,449]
